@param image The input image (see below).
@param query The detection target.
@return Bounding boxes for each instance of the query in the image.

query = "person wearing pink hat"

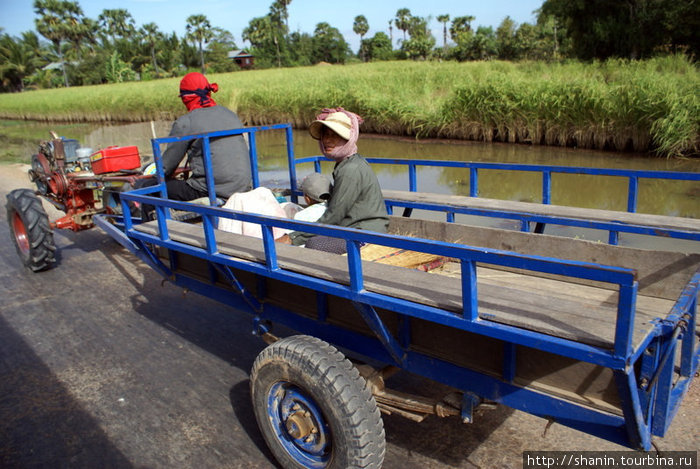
[279,107,389,253]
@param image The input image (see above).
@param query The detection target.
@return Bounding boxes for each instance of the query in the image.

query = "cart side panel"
[409,319,505,378]
[161,247,624,415]
[390,217,700,301]
[516,345,622,414]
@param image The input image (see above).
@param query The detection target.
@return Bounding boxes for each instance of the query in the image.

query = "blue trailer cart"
[93,124,699,469]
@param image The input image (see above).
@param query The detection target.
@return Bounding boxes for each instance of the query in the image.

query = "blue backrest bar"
[293,155,699,213]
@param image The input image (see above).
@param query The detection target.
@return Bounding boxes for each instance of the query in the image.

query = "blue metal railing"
[122,126,695,366]
[120,125,644,365]
[292,155,700,244]
[292,155,700,213]
[120,189,639,365]
[149,123,294,207]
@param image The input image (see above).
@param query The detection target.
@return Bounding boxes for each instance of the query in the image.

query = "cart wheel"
[250,335,385,469]
[6,189,56,272]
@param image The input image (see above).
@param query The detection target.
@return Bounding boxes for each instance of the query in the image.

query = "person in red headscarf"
[137,72,251,218]
[278,107,388,253]
[163,72,251,200]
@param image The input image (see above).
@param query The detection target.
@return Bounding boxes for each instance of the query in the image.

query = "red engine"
[28,134,144,232]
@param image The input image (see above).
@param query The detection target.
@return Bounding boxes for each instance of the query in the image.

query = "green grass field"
[0,56,697,157]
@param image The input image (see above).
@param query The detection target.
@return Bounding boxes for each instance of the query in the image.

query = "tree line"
[0,0,697,93]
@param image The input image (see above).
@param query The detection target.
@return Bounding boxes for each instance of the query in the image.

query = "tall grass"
[0,56,697,157]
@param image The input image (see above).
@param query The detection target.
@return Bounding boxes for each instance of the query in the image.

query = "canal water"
[36,121,700,250]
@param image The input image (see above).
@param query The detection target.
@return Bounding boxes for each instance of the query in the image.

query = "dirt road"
[1,162,697,468]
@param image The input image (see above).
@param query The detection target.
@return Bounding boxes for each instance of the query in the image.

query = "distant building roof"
[43,62,62,70]
[227,50,253,59]
[42,61,78,71]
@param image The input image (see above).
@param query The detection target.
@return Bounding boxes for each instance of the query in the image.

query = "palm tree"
[274,0,292,34]
[394,8,411,42]
[66,17,96,60]
[437,14,450,49]
[21,30,53,63]
[267,2,288,66]
[450,15,476,44]
[387,20,393,49]
[186,14,213,74]
[0,34,38,91]
[353,15,369,60]
[242,16,272,50]
[33,0,84,87]
[98,8,135,43]
[140,23,162,77]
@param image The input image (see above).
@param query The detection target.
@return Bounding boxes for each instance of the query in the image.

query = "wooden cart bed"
[135,217,698,351]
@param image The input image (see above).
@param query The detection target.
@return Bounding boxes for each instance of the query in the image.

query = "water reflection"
[250,126,700,219]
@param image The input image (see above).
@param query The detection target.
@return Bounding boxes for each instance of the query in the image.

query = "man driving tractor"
[136,72,252,218]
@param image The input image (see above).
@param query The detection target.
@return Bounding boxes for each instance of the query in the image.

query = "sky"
[0,0,543,51]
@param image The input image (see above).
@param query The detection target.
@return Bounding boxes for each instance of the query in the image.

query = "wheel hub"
[12,212,30,255]
[285,409,316,440]
[267,382,331,467]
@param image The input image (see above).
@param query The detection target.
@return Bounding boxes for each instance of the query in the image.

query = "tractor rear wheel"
[6,189,56,272]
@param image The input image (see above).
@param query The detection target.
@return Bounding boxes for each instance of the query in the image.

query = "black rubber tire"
[31,154,49,195]
[6,188,56,272]
[250,335,385,469]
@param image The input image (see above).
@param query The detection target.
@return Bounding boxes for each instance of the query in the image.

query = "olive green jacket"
[289,154,389,246]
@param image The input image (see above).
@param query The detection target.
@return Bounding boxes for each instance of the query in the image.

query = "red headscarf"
[179,72,218,111]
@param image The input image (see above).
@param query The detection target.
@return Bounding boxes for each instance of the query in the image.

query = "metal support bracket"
[138,240,174,278]
[461,391,482,423]
[252,316,278,344]
[213,263,263,314]
[352,301,405,366]
[643,323,685,394]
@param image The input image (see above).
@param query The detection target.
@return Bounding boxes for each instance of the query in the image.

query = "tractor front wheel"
[6,189,56,272]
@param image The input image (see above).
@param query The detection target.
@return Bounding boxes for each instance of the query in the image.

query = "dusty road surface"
[1,162,698,469]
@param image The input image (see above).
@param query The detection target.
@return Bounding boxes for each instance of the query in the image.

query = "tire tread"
[251,335,385,469]
[6,189,56,272]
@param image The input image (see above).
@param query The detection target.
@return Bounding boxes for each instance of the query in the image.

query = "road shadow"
[0,316,135,469]
[228,381,281,468]
[115,258,267,371]
[379,369,515,468]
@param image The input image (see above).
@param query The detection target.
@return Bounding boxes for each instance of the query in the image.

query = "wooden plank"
[383,190,700,232]
[134,220,674,350]
[135,220,463,310]
[472,268,669,349]
[514,346,622,414]
[389,217,700,301]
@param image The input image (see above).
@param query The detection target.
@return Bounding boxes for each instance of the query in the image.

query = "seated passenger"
[294,172,332,222]
[278,107,389,254]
